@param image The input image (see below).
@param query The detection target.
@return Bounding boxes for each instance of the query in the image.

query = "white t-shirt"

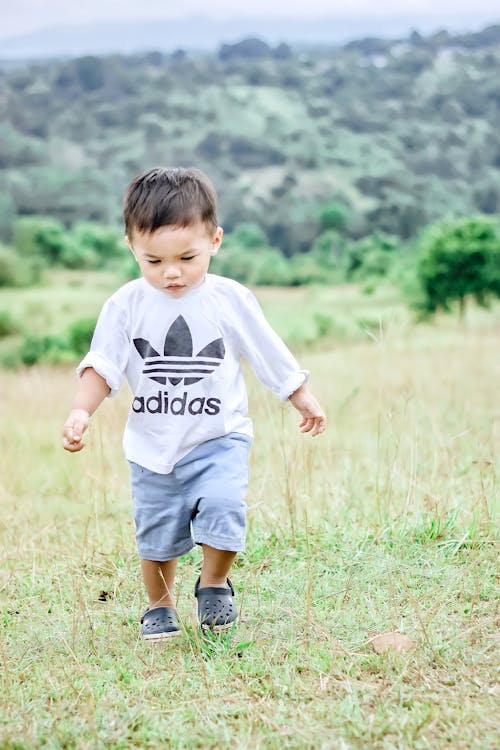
[77,274,309,473]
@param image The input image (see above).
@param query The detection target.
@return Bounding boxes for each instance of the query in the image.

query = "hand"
[288,384,326,437]
[62,409,90,452]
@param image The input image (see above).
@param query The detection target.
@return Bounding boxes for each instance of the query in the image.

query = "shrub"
[416,216,500,316]
[313,313,338,338]
[13,217,67,265]
[0,244,43,287]
[20,334,69,366]
[318,203,350,233]
[71,222,125,262]
[344,233,398,281]
[66,317,96,356]
[229,223,269,250]
[59,241,100,269]
[288,254,331,286]
[210,244,256,283]
[0,309,19,338]
[251,250,292,285]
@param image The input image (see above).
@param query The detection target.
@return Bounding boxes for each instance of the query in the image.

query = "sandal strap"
[194,576,234,598]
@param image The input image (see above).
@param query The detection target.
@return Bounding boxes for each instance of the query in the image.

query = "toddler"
[62,167,326,641]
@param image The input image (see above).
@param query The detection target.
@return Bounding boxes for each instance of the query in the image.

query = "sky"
[2,0,498,38]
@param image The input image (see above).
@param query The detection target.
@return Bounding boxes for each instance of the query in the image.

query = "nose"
[164,264,181,279]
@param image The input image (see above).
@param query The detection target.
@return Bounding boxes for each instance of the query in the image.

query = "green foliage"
[0,309,19,338]
[416,216,500,315]
[66,317,97,356]
[5,315,97,367]
[59,240,100,269]
[0,189,17,243]
[317,203,350,233]
[210,243,255,283]
[344,233,398,281]
[0,244,42,287]
[212,243,292,286]
[248,249,290,285]
[19,334,70,366]
[71,222,124,260]
[310,230,344,272]
[228,223,269,249]
[7,218,125,277]
[124,253,140,280]
[2,27,500,253]
[288,254,331,285]
[74,56,106,91]
[13,216,67,264]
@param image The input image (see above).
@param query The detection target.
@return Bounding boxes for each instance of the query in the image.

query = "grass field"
[0,281,498,749]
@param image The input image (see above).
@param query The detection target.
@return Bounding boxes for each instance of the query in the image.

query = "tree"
[13,217,67,265]
[416,217,500,316]
[74,56,105,91]
[344,232,398,281]
[317,203,350,233]
[229,223,268,250]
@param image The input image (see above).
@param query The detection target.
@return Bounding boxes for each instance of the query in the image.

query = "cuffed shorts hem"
[194,530,246,553]
[138,541,195,562]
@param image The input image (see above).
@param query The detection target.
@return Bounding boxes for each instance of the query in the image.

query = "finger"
[63,438,84,452]
[300,418,314,433]
[65,420,86,443]
[63,429,79,445]
[311,417,326,437]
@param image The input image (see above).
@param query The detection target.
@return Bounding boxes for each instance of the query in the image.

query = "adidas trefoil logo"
[133,315,225,386]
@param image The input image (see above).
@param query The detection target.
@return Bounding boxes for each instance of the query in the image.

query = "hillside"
[1,25,500,254]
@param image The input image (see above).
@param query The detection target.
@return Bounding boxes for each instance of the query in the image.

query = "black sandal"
[141,606,180,641]
[194,576,238,631]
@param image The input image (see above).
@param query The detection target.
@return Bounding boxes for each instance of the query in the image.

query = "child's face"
[127,222,222,297]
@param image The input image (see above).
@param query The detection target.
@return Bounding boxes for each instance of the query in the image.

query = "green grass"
[0,282,498,748]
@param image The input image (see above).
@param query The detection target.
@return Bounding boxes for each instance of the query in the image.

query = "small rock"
[369,632,416,653]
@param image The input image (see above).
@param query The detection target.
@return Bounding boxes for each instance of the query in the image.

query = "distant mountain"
[2,24,499,250]
[1,13,499,60]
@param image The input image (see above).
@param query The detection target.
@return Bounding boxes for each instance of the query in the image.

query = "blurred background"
[0,1,499,363]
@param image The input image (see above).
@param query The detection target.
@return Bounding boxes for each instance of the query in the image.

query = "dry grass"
[0,295,498,748]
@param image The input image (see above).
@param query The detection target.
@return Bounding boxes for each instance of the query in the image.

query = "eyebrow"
[142,250,200,259]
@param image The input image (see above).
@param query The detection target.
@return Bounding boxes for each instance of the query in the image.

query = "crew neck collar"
[141,274,211,302]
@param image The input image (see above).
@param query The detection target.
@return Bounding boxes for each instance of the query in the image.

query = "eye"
[181,256,195,261]
[147,259,161,264]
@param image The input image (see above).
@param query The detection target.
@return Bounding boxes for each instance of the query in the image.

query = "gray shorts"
[129,433,252,561]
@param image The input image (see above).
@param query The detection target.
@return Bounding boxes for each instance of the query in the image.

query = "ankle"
[199,574,229,588]
[148,594,175,609]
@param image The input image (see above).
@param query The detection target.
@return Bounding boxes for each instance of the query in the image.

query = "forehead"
[132,222,213,254]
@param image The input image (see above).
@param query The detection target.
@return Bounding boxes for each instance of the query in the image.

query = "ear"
[210,226,223,257]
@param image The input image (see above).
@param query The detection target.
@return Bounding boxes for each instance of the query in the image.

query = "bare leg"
[141,558,178,608]
[199,544,236,588]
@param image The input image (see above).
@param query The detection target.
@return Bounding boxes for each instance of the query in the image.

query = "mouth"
[165,284,185,290]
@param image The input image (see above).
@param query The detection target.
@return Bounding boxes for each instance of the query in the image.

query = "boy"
[62,167,326,642]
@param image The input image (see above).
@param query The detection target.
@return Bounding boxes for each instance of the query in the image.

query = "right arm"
[62,367,111,452]
[63,297,130,452]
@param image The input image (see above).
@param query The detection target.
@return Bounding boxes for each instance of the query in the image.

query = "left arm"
[235,287,326,435]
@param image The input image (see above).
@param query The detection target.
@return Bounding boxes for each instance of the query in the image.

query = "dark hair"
[124,167,218,239]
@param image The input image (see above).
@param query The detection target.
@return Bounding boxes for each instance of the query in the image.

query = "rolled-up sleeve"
[76,300,130,397]
[236,289,309,401]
